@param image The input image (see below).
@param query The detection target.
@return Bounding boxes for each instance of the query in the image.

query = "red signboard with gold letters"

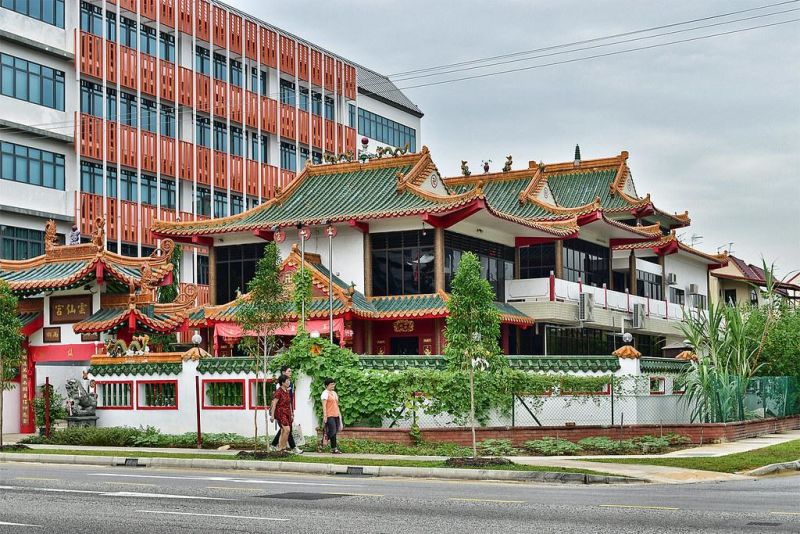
[49,295,93,325]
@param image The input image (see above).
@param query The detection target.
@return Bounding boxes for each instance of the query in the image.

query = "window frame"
[137,379,178,410]
[94,380,134,410]
[649,376,666,396]
[248,378,275,410]
[202,379,246,410]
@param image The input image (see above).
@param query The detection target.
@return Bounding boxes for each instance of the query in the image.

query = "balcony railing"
[506,276,706,322]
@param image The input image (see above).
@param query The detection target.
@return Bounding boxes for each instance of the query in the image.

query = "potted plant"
[33,385,67,436]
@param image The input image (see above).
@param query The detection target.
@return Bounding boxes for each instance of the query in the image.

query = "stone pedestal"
[66,416,98,428]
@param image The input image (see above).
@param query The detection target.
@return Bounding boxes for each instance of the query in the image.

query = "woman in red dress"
[270,375,293,451]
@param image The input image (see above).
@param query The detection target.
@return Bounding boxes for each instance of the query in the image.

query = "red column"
[19,345,35,434]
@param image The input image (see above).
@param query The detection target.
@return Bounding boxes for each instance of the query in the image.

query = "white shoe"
[292,447,304,454]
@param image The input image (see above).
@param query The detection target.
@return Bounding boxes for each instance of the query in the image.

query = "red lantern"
[325,224,337,238]
[273,228,286,243]
[299,226,311,241]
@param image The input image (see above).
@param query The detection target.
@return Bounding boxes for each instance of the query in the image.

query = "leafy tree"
[235,243,289,450]
[747,302,800,379]
[149,243,182,352]
[443,252,503,456]
[292,267,312,333]
[0,280,24,448]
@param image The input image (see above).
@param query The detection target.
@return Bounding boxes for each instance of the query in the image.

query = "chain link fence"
[384,376,799,429]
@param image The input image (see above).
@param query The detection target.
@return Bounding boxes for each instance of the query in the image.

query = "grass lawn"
[2,448,614,476]
[591,439,800,473]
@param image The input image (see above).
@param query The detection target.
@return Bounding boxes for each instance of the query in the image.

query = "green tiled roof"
[74,305,185,334]
[640,357,690,374]
[154,162,477,236]
[0,261,95,295]
[480,177,558,219]
[197,357,257,374]
[357,355,619,373]
[371,294,446,315]
[89,363,183,376]
[546,168,628,210]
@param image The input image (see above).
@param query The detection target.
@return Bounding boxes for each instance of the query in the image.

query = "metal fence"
[384,376,799,429]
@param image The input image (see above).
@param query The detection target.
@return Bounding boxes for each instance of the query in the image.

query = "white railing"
[506,276,704,322]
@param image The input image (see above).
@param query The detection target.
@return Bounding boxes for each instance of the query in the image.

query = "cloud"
[229,0,800,270]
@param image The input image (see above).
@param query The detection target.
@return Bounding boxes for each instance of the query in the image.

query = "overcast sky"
[232,0,800,274]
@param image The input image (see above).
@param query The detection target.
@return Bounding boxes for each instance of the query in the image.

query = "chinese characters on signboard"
[43,327,61,343]
[49,295,92,325]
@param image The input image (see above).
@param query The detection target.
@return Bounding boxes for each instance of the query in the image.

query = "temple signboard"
[49,295,92,325]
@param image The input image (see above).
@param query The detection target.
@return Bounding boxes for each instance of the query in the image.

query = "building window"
[119,92,137,127]
[669,286,685,305]
[324,97,334,120]
[563,239,610,287]
[279,79,295,106]
[250,67,266,95]
[79,2,102,36]
[80,161,117,197]
[348,104,355,128]
[649,377,666,395]
[443,231,514,300]
[196,186,211,216]
[96,381,133,409]
[250,133,268,161]
[520,324,664,357]
[691,293,708,310]
[358,108,416,151]
[119,169,137,202]
[213,121,227,152]
[213,191,227,218]
[1,53,65,111]
[140,98,157,133]
[195,46,210,75]
[119,16,137,49]
[203,380,245,409]
[724,289,737,306]
[196,117,210,148]
[140,174,158,206]
[2,141,65,190]
[197,254,209,285]
[139,24,157,56]
[298,87,309,111]
[215,243,265,303]
[160,105,175,137]
[249,379,274,409]
[280,142,296,172]
[230,127,243,156]
[3,0,64,27]
[213,53,227,82]
[229,59,242,87]
[106,88,117,121]
[1,225,50,260]
[371,231,436,296]
[159,31,175,62]
[750,289,759,306]
[231,194,243,215]
[247,196,260,209]
[311,91,322,116]
[138,381,177,409]
[160,178,176,209]
[636,270,663,300]
[519,243,556,279]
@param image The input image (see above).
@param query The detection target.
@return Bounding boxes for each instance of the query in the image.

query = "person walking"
[271,366,302,453]
[321,378,342,454]
[270,375,293,452]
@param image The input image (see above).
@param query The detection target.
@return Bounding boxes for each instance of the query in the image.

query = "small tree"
[236,243,288,450]
[292,267,312,333]
[149,243,182,352]
[0,280,24,448]
[444,252,503,457]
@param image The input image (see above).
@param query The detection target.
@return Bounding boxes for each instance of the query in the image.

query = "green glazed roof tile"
[89,363,183,376]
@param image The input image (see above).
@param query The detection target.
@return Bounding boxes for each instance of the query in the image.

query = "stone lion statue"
[65,379,97,417]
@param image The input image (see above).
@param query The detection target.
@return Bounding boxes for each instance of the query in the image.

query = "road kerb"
[0,452,644,484]
[745,459,800,476]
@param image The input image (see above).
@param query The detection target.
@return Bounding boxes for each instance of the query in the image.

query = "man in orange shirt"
[321,378,343,453]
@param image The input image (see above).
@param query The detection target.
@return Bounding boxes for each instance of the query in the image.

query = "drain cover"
[747,522,781,527]
[120,458,140,467]
[259,492,344,501]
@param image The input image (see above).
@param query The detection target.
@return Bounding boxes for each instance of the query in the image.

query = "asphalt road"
[0,461,798,533]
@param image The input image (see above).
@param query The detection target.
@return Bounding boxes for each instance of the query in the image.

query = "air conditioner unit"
[632,303,646,328]
[579,292,595,322]
[688,283,699,294]
[667,273,678,285]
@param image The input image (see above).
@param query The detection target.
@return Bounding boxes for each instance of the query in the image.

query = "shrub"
[523,437,583,456]
[632,435,671,454]
[477,439,520,456]
[664,433,692,446]
[577,436,637,454]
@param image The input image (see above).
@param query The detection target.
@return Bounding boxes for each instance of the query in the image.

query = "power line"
[388,0,799,77]
[390,7,799,82]
[383,18,799,93]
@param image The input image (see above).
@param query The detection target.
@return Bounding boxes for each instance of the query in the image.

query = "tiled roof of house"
[612,231,729,265]
[0,220,174,295]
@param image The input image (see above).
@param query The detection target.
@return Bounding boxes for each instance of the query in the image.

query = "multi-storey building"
[0,0,422,304]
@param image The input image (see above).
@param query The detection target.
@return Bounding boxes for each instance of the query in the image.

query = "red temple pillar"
[19,344,35,434]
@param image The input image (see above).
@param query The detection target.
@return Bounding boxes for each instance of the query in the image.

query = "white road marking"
[600,504,680,511]
[0,520,41,527]
[137,510,288,521]
[88,472,357,487]
[0,485,228,500]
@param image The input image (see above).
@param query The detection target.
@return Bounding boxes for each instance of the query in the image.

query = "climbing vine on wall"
[272,333,613,428]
